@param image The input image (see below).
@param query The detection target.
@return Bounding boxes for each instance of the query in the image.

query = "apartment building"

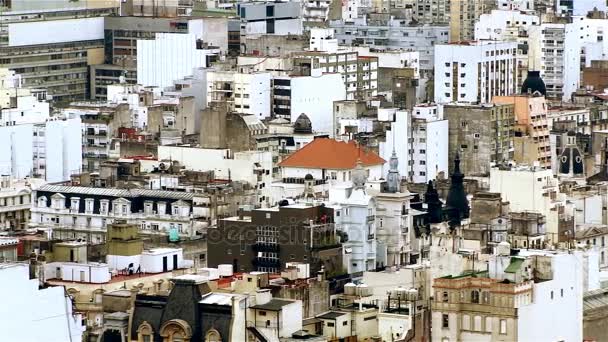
[273,73,346,135]
[444,103,515,176]
[0,116,82,183]
[92,16,227,100]
[0,7,117,102]
[302,0,333,28]
[413,0,451,24]
[330,18,449,72]
[210,203,342,275]
[207,70,272,119]
[432,249,584,342]
[292,50,378,101]
[449,0,495,43]
[475,10,540,89]
[237,1,303,37]
[30,185,199,243]
[493,95,551,169]
[434,41,518,104]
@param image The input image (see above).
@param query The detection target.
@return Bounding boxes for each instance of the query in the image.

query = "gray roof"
[36,185,194,201]
[584,288,608,311]
[250,299,295,311]
[317,311,347,320]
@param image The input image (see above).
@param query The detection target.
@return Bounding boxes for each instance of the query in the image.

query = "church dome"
[521,71,546,96]
[294,113,312,133]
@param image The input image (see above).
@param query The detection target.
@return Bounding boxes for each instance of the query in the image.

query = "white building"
[556,0,607,16]
[0,116,82,183]
[0,263,85,342]
[379,105,448,184]
[158,146,274,204]
[137,33,217,89]
[331,18,449,72]
[529,18,608,101]
[288,73,346,136]
[207,70,272,119]
[30,185,199,242]
[434,41,518,104]
[489,165,566,244]
[275,138,385,200]
[331,164,378,274]
[237,1,303,36]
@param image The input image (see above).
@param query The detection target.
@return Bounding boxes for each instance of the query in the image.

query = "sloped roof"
[278,138,385,169]
[575,225,608,239]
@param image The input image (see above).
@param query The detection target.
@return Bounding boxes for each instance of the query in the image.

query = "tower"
[558,130,585,179]
[386,150,400,193]
[424,181,443,224]
[446,154,469,224]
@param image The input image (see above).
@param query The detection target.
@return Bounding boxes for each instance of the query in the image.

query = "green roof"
[504,257,525,274]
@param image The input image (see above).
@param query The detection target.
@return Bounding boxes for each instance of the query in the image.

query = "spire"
[446,154,469,224]
[352,157,367,190]
[386,149,400,193]
[424,180,443,224]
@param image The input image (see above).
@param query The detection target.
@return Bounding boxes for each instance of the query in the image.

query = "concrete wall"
[8,17,105,47]
[1,264,84,342]
[137,33,208,89]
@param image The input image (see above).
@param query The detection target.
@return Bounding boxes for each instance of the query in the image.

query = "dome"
[294,113,312,133]
[567,130,576,137]
[521,71,546,96]
[304,173,314,180]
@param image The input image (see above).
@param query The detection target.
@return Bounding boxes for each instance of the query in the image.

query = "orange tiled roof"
[278,138,385,169]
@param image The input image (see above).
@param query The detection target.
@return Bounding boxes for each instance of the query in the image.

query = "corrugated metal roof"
[36,185,194,200]
[504,257,525,274]
[584,288,608,311]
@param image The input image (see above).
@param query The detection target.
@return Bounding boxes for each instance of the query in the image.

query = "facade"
[272,73,347,135]
[330,19,449,72]
[210,203,342,275]
[449,0,495,43]
[0,7,117,102]
[412,0,451,24]
[292,50,378,101]
[237,1,303,37]
[434,41,518,104]
[30,185,199,243]
[432,250,584,342]
[207,69,272,119]
[0,116,82,182]
[493,95,551,169]
[136,33,214,89]
[1,263,85,342]
[444,103,515,176]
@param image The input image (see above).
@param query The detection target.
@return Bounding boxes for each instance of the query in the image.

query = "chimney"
[238,208,244,220]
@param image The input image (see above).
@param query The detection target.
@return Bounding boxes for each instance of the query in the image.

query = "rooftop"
[278,138,385,170]
[250,298,296,311]
[35,185,194,201]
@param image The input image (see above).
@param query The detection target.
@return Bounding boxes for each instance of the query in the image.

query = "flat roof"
[250,299,295,311]
[200,292,245,306]
[317,311,347,319]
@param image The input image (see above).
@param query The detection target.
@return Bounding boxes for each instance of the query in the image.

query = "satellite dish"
[159,163,167,170]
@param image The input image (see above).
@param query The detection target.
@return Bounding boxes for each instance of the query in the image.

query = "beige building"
[493,95,551,169]
[449,0,495,42]
[432,274,533,342]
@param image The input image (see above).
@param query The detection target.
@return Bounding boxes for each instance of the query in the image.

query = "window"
[442,291,448,302]
[485,317,492,332]
[499,319,507,334]
[473,316,482,331]
[342,321,348,326]
[550,291,554,300]
[327,322,335,327]
[442,314,449,328]
[462,315,470,330]
[259,311,266,316]
[471,290,480,303]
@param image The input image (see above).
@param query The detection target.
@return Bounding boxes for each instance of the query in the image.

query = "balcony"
[367,233,375,240]
[253,257,281,268]
[253,243,280,252]
[366,215,375,223]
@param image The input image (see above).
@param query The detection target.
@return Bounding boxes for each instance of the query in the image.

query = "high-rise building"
[449,0,495,43]
[434,41,518,104]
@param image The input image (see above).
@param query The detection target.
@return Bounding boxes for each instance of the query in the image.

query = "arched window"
[137,321,154,342]
[442,291,449,302]
[160,319,192,342]
[205,329,221,342]
[471,290,480,304]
